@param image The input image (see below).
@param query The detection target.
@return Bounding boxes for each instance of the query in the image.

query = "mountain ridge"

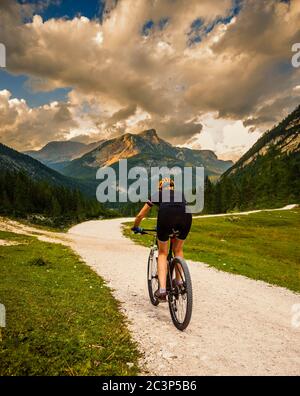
[24,139,103,169]
[61,129,233,179]
[0,142,96,196]
[224,105,300,177]
[203,104,300,213]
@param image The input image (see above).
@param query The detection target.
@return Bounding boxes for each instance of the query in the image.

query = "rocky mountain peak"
[138,129,159,143]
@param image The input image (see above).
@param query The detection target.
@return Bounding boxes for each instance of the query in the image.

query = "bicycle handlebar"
[137,228,156,235]
[136,228,179,240]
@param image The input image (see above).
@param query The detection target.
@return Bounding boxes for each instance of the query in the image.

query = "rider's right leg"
[172,238,185,284]
[157,240,168,290]
[172,238,184,258]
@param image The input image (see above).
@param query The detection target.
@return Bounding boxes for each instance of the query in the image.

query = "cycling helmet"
[158,177,175,190]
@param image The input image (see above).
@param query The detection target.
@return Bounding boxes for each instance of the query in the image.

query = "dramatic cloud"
[0,0,299,158]
[0,89,77,150]
[183,112,261,161]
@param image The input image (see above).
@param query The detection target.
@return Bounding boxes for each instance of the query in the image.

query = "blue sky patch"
[142,17,169,36]
[17,0,106,21]
[142,20,155,36]
[188,0,243,46]
[0,70,71,107]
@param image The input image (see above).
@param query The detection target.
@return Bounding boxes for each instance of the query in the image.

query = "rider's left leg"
[172,239,185,282]
[157,240,168,290]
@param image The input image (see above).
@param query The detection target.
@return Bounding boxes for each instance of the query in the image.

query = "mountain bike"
[138,228,193,331]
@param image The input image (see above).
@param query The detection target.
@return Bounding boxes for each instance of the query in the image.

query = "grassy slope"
[0,216,69,233]
[123,209,300,293]
[0,231,139,375]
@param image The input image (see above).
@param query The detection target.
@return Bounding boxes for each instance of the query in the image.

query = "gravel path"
[68,217,300,376]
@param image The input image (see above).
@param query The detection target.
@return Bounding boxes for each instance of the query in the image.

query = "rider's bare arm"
[133,204,151,227]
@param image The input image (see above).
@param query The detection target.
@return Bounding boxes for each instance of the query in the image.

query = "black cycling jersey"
[146,189,192,241]
[146,189,186,209]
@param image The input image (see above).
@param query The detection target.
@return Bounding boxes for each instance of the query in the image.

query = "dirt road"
[68,217,300,376]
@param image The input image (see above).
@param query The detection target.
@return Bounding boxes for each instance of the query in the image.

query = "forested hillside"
[203,106,300,213]
[0,170,117,228]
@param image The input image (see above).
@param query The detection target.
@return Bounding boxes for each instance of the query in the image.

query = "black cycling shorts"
[157,205,192,242]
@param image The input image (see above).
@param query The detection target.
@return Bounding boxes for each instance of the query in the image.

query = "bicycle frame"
[168,237,176,262]
[142,228,177,291]
[141,228,192,330]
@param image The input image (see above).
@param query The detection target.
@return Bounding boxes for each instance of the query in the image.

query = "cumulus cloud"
[243,92,300,130]
[185,0,300,120]
[183,112,261,161]
[0,0,299,158]
[0,89,78,150]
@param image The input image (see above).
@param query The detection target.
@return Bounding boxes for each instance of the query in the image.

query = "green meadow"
[0,231,139,376]
[123,209,300,293]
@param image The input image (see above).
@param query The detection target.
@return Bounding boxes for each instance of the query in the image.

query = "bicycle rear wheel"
[147,248,159,306]
[168,257,193,330]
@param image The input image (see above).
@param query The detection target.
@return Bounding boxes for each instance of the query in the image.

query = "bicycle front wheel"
[147,248,159,306]
[168,257,193,331]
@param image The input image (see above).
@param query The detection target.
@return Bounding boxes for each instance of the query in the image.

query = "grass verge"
[123,209,300,293]
[0,231,139,375]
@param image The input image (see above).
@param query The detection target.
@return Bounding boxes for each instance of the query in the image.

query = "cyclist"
[131,177,192,302]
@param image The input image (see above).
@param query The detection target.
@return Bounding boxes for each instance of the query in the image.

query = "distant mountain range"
[224,107,300,177]
[204,104,300,213]
[24,140,103,171]
[1,129,233,206]
[1,105,299,215]
[0,143,95,197]
[51,129,233,180]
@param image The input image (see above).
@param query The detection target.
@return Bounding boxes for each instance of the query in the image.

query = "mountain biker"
[131,177,192,302]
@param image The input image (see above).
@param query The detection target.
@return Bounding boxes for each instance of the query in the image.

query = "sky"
[0,0,299,161]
